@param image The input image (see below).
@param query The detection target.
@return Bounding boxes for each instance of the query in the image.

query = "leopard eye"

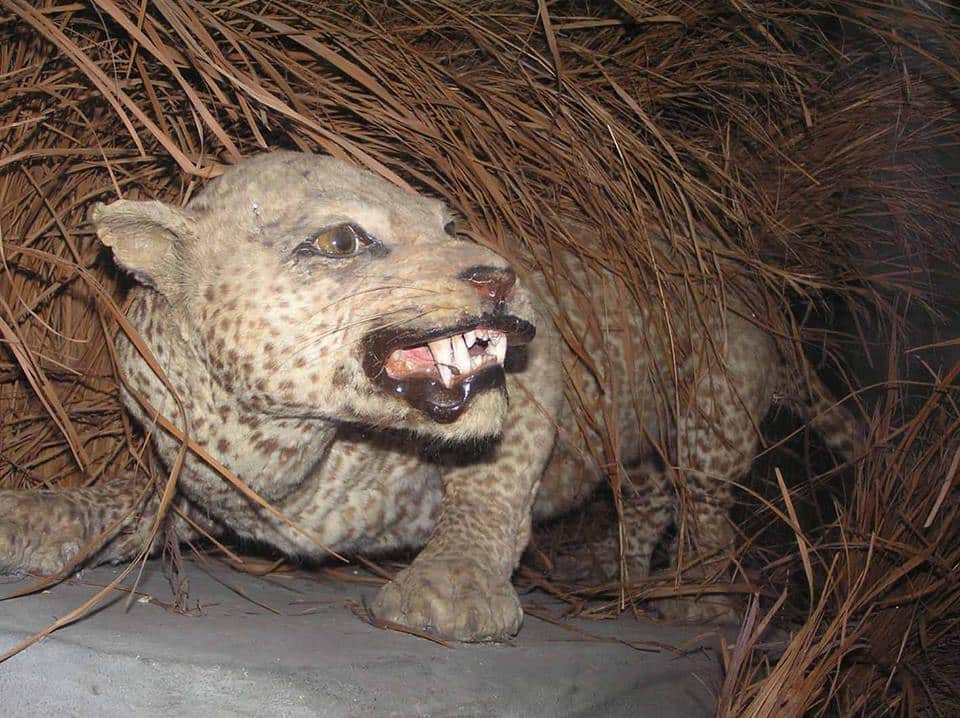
[443,219,457,237]
[296,223,373,258]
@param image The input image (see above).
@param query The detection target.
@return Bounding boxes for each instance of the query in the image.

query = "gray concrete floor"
[0,560,722,717]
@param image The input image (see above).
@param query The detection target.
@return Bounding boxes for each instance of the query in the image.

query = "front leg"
[372,337,562,641]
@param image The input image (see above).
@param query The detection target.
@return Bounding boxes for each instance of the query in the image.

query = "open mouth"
[385,328,508,388]
[362,315,535,423]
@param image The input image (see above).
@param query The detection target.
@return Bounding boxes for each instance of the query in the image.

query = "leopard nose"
[459,265,517,304]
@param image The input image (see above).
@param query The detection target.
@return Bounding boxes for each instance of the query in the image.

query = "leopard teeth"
[427,331,506,387]
[427,338,456,388]
[493,339,507,365]
[452,333,471,375]
[437,362,454,388]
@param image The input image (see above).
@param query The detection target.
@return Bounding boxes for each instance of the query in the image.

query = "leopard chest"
[153,404,332,529]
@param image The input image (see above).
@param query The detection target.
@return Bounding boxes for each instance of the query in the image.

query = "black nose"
[459,265,517,304]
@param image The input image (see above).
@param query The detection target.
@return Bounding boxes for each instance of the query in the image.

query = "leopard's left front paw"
[371,557,522,642]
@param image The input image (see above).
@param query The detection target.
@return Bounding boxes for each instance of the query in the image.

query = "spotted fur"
[0,152,859,637]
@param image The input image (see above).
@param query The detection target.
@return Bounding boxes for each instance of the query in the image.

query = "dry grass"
[1,1,958,715]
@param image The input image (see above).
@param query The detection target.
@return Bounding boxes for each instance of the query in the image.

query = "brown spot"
[256,437,279,454]
[331,367,348,388]
[204,287,215,302]
[217,438,230,454]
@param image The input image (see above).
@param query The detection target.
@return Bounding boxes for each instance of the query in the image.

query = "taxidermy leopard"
[0,151,859,640]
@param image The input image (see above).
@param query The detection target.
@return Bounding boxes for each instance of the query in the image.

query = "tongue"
[403,346,433,363]
[384,345,437,380]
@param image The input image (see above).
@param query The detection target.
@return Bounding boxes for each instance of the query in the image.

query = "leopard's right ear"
[91,199,196,295]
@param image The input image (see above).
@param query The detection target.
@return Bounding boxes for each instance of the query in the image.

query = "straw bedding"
[0,1,957,714]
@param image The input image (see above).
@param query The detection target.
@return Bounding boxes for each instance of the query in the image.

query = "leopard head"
[93,151,538,442]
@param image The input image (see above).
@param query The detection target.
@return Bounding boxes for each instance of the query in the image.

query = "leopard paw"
[371,558,522,642]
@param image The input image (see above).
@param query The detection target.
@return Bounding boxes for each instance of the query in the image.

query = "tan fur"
[0,152,858,638]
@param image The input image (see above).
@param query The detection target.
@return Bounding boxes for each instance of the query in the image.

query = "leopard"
[0,151,859,640]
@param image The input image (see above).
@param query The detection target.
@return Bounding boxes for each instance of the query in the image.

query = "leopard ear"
[91,199,195,294]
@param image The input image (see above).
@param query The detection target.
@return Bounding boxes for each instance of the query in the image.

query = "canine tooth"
[464,330,476,348]
[493,339,507,365]
[471,354,484,370]
[437,362,454,388]
[428,337,452,361]
[453,333,471,374]
[427,337,456,379]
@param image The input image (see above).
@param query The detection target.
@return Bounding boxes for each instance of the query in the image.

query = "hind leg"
[555,453,743,623]
[655,464,744,622]
[0,480,166,576]
[612,465,676,580]
[548,462,674,584]
[654,377,764,622]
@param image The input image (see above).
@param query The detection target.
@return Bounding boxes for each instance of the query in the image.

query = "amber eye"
[297,223,373,258]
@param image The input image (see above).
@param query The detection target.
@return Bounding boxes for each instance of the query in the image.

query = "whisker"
[275,308,414,370]
[305,284,445,320]
[276,306,462,369]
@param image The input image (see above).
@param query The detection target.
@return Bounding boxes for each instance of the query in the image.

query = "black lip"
[361,313,535,423]
[372,364,507,424]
